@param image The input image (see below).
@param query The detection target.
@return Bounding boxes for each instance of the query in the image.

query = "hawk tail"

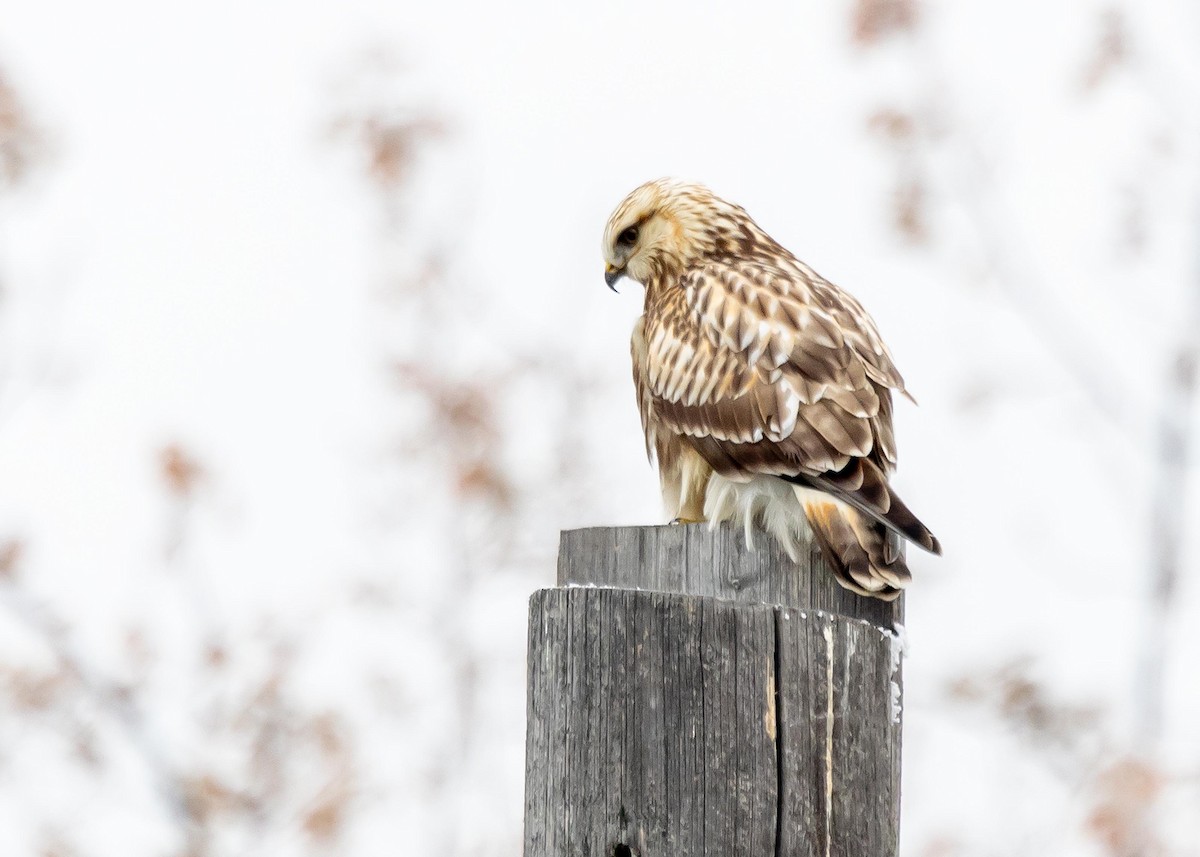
[785,462,942,556]
[801,497,912,601]
[874,487,942,556]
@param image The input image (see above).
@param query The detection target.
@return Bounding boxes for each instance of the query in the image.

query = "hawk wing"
[639,258,940,555]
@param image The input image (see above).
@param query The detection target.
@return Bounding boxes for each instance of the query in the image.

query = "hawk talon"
[670,517,704,525]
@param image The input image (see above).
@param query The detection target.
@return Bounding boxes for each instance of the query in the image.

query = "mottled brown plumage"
[604,178,940,599]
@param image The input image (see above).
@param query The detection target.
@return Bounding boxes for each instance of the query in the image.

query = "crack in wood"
[525,525,902,856]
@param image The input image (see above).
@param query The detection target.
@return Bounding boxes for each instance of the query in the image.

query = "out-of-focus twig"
[863,8,1200,848]
[0,578,193,829]
[0,68,49,191]
[868,13,1156,436]
[946,139,1146,433]
[1137,206,1200,752]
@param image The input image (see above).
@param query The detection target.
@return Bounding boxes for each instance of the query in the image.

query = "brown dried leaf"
[893,177,928,244]
[160,444,204,498]
[852,0,918,46]
[182,774,246,824]
[0,69,49,188]
[328,110,445,190]
[324,47,448,192]
[945,675,983,702]
[310,712,346,759]
[456,460,513,508]
[300,714,354,842]
[302,782,351,843]
[72,724,100,767]
[0,538,23,581]
[3,666,73,711]
[1085,757,1163,856]
[204,644,228,670]
[366,116,446,187]
[867,109,916,142]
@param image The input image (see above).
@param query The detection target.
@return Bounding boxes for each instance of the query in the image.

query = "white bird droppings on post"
[888,622,907,724]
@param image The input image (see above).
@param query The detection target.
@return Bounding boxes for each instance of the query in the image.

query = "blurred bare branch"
[393,362,514,511]
[325,49,505,855]
[0,576,194,830]
[859,9,1148,431]
[300,715,354,843]
[948,130,1144,431]
[857,7,1200,803]
[159,443,206,561]
[942,658,1184,857]
[324,46,448,238]
[1081,9,1130,93]
[868,109,930,244]
[1,442,358,854]
[946,659,1103,767]
[0,68,49,190]
[1137,248,1200,751]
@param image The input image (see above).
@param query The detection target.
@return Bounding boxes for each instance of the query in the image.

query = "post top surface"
[557,522,903,629]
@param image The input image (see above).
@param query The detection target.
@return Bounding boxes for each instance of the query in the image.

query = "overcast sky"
[1,1,1199,854]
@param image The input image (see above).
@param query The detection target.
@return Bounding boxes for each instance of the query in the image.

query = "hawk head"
[602,178,759,291]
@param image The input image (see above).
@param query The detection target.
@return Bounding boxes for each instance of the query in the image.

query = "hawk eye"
[618,225,639,246]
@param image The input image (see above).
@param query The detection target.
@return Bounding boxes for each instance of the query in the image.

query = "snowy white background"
[0,1,1197,855]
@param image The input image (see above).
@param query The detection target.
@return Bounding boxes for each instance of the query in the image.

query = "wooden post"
[523,522,905,857]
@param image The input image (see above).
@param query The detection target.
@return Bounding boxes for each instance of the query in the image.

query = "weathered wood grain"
[525,524,905,856]
[558,522,902,630]
[524,587,777,857]
[774,608,902,857]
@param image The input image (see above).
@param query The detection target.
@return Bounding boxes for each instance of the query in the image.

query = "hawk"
[602,179,941,600]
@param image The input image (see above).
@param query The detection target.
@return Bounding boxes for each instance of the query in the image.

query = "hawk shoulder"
[638,258,903,478]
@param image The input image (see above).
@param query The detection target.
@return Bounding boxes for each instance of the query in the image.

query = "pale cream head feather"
[601,178,766,288]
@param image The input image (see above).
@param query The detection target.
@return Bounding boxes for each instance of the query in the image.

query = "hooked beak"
[604,263,623,292]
